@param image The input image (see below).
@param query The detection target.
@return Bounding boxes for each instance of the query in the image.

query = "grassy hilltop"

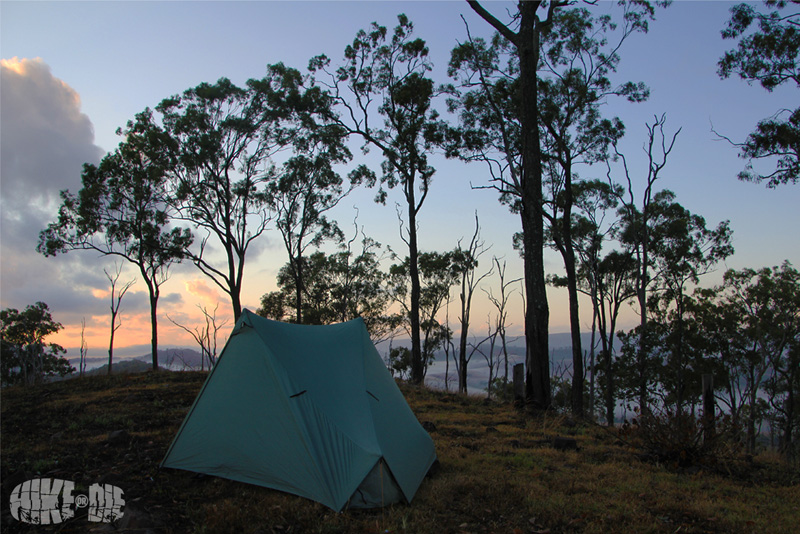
[2,371,798,533]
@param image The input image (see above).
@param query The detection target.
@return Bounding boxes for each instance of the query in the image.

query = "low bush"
[619,405,744,470]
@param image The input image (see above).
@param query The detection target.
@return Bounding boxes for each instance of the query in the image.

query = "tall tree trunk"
[458,353,468,394]
[519,1,550,411]
[598,302,614,426]
[294,255,304,324]
[675,290,685,418]
[466,0,556,410]
[503,328,509,383]
[637,244,649,413]
[108,315,115,376]
[408,199,424,386]
[589,294,598,420]
[230,278,243,322]
[557,151,584,418]
[142,268,160,372]
[564,231,584,418]
[445,349,451,392]
[225,223,244,322]
[149,293,159,372]
[458,289,470,394]
[748,364,757,454]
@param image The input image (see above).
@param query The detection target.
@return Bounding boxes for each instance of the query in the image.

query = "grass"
[1,371,798,533]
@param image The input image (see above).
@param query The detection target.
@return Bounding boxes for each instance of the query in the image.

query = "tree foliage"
[389,251,462,377]
[266,130,371,324]
[450,0,660,414]
[718,0,800,187]
[310,14,451,385]
[157,65,336,320]
[1,302,73,386]
[38,110,192,371]
[257,232,397,342]
[688,262,800,460]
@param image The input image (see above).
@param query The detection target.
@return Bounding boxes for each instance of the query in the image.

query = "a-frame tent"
[161,309,437,511]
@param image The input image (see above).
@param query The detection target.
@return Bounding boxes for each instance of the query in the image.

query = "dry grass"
[2,372,798,533]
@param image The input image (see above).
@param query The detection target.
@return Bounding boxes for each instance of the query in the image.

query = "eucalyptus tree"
[449,0,562,410]
[592,251,638,424]
[388,251,461,379]
[0,302,72,386]
[690,283,760,444]
[157,64,331,320]
[645,202,733,415]
[689,263,800,458]
[725,263,800,459]
[309,14,451,385]
[609,114,680,412]
[550,245,638,425]
[718,0,799,187]
[258,234,396,342]
[550,179,637,424]
[572,180,630,422]
[266,131,371,324]
[614,193,733,414]
[538,4,652,418]
[328,225,399,342]
[39,110,192,370]
[449,0,659,412]
[755,262,800,461]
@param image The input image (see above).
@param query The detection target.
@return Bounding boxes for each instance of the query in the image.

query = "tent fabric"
[161,309,437,511]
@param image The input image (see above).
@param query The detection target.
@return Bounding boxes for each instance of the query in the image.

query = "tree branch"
[467,0,519,45]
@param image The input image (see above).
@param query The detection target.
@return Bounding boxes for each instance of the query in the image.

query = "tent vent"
[289,390,307,398]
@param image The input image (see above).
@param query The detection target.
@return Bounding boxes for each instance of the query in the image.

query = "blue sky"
[2,0,798,353]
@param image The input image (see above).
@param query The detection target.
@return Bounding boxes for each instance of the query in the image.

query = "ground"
[1,371,798,533]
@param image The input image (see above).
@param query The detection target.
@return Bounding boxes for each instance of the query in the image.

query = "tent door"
[346,459,404,509]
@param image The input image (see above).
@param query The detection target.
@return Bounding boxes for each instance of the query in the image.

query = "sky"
[2,0,799,361]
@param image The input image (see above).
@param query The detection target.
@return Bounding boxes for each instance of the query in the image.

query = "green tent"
[161,310,437,511]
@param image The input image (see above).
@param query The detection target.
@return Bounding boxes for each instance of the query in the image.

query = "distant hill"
[84,358,160,376]
[150,348,210,370]
[69,348,207,374]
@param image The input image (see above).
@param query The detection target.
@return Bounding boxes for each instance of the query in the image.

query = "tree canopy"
[1,302,73,386]
[718,0,800,187]
[38,110,192,370]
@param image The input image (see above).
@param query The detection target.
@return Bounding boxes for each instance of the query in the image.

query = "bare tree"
[79,317,88,378]
[167,304,229,370]
[472,315,501,399]
[484,257,522,385]
[105,264,136,376]
[455,214,493,393]
[442,299,457,392]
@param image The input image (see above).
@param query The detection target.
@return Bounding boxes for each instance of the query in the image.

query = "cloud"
[0,57,103,211]
[0,57,106,317]
[185,279,220,303]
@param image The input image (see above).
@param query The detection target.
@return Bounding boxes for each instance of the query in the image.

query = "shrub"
[619,405,743,470]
